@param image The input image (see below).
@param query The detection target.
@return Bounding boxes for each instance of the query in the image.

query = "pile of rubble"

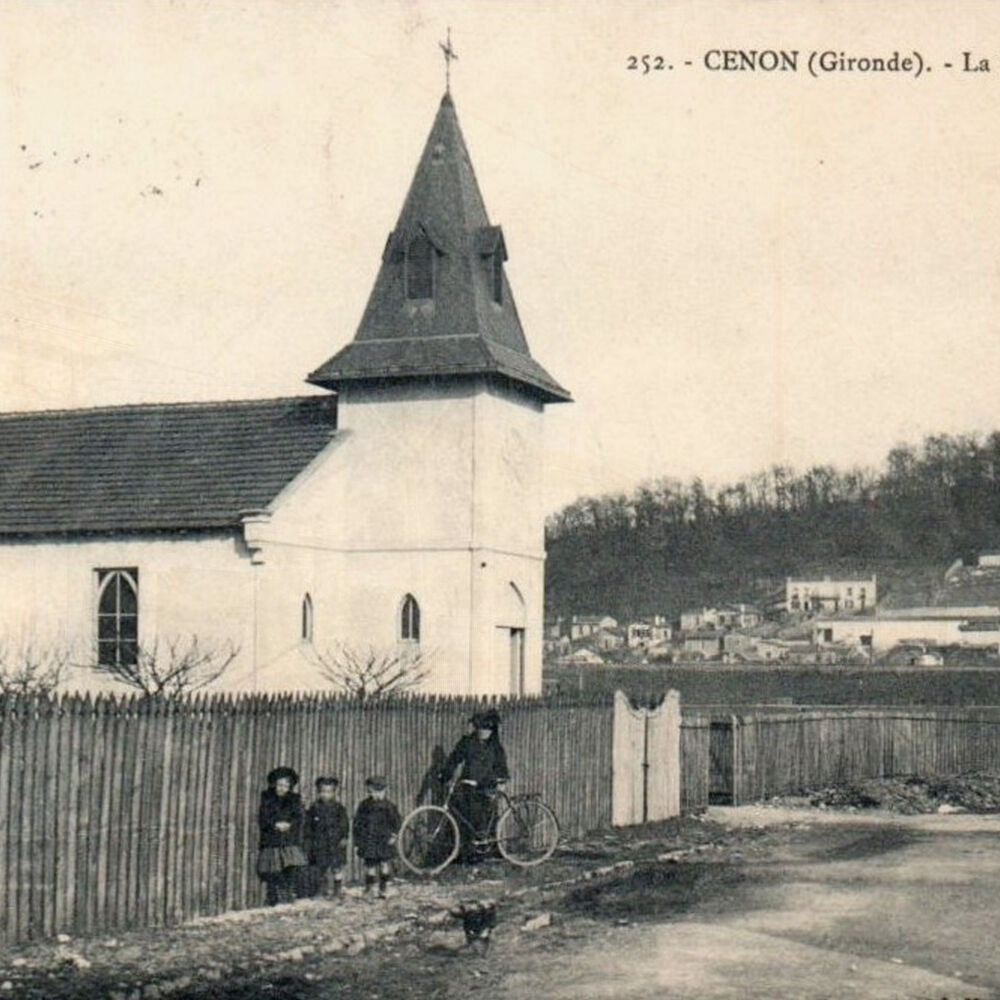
[806,771,1000,814]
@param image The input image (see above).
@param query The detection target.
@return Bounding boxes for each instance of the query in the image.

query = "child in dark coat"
[257,766,307,905]
[352,775,402,898]
[305,776,349,898]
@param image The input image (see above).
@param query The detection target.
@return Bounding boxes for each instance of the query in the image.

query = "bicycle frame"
[441,778,507,841]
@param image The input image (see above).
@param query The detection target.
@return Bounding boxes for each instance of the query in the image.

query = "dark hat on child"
[365,775,388,790]
[267,766,299,786]
[315,775,339,788]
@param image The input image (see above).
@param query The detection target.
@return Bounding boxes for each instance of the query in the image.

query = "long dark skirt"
[258,845,307,905]
[452,784,495,858]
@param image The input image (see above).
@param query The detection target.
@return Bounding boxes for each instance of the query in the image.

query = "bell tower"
[307,90,570,695]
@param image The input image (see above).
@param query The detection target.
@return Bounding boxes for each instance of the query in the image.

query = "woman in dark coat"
[257,766,307,905]
[441,710,509,860]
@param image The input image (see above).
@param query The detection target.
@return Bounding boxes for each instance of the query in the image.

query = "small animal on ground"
[449,899,498,954]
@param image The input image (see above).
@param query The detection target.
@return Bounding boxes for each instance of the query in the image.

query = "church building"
[0,91,570,695]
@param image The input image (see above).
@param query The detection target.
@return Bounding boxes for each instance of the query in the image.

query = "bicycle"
[396,778,560,875]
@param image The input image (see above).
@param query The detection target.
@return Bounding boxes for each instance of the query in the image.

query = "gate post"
[645,690,681,821]
[611,690,644,826]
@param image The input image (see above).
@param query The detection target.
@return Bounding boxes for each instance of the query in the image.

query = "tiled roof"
[308,94,570,404]
[0,396,336,536]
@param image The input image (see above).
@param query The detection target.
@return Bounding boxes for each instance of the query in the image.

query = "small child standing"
[256,766,307,906]
[352,775,402,898]
[304,776,349,898]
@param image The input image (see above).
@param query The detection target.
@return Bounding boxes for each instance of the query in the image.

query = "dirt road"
[6,808,1000,999]
[500,806,1000,1000]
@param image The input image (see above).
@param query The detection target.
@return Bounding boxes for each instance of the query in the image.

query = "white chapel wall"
[0,533,254,694]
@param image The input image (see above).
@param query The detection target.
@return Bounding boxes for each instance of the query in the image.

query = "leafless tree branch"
[90,635,240,697]
[0,638,72,696]
[310,642,430,700]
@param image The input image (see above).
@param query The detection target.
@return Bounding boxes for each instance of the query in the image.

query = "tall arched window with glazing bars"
[97,568,139,667]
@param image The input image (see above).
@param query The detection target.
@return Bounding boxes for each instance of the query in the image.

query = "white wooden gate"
[612,689,681,826]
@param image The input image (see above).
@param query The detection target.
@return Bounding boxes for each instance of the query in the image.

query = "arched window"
[301,593,314,643]
[405,234,434,300]
[492,250,503,304]
[400,593,421,642]
[97,568,139,667]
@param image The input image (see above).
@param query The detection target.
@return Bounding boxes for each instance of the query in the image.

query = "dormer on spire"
[307,93,570,404]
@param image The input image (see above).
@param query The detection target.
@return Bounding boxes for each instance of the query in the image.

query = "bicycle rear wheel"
[396,805,460,875]
[495,798,559,867]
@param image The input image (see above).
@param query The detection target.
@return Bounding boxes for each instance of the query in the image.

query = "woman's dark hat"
[315,775,339,789]
[365,775,388,790]
[267,766,299,786]
[471,710,501,730]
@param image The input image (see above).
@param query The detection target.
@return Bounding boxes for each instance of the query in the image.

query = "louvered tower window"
[406,234,434,299]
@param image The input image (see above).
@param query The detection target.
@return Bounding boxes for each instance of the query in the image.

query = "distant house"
[543,634,570,657]
[560,647,605,666]
[627,615,672,648]
[680,608,721,633]
[569,615,618,640]
[543,616,564,640]
[682,631,723,659]
[681,604,760,634]
[646,641,673,662]
[717,604,762,630]
[593,628,625,652]
[814,605,1000,653]
[786,575,876,614]
[722,632,754,658]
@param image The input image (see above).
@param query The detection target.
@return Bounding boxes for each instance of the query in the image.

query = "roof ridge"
[0,394,331,421]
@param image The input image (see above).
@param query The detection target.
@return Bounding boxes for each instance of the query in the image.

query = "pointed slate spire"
[307,94,570,404]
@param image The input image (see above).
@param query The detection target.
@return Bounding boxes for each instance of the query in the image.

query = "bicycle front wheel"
[496,798,559,867]
[396,805,460,875]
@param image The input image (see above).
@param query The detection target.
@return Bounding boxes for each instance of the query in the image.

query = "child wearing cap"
[304,776,349,898]
[257,765,307,905]
[352,776,402,898]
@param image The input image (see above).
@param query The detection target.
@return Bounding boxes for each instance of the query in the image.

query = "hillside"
[544,432,1000,620]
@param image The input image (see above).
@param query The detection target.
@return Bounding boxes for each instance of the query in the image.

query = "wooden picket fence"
[0,691,614,944]
[687,708,1000,805]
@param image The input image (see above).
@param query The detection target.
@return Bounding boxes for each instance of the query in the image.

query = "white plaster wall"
[469,384,546,695]
[269,381,476,551]
[471,383,545,557]
[247,545,473,694]
[0,533,253,693]
[820,617,1000,652]
[255,378,549,696]
[467,552,544,696]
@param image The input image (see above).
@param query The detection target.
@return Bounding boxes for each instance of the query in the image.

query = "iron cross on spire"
[439,27,458,93]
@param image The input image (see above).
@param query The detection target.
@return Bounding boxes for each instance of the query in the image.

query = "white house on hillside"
[0,92,571,696]
[786,575,876,614]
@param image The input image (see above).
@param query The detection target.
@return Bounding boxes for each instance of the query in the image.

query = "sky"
[2,0,1000,513]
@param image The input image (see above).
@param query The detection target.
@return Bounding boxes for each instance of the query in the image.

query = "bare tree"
[91,635,240,697]
[311,642,429,700]
[0,638,72,696]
